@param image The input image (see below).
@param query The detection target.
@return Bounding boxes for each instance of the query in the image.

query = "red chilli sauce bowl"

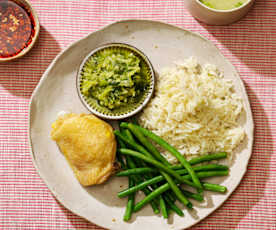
[0,0,40,62]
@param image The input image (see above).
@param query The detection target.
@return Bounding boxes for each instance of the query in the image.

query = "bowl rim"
[76,42,155,120]
[0,0,40,62]
[196,0,253,13]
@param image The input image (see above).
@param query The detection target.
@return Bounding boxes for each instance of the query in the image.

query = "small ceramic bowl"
[77,43,155,120]
[0,0,40,62]
[183,0,255,25]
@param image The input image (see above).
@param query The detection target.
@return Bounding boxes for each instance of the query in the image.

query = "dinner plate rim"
[28,19,254,230]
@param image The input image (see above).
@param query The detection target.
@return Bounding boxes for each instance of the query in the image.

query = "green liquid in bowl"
[199,0,249,10]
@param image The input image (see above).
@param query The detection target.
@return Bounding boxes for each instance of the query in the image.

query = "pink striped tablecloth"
[1,0,275,229]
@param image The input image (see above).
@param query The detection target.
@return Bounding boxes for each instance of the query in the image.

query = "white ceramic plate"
[29,20,254,230]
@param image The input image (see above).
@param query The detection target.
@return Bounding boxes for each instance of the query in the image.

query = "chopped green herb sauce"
[81,48,149,110]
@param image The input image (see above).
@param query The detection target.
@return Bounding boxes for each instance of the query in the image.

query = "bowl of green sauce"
[77,43,155,120]
[183,0,254,25]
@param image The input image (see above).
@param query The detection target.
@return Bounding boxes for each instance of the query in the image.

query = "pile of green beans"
[115,122,228,221]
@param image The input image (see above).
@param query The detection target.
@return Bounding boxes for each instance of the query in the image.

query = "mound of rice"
[138,57,245,162]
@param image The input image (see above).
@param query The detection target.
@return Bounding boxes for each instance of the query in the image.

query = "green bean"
[114,131,152,158]
[118,175,164,198]
[116,167,156,176]
[123,155,136,221]
[121,123,202,189]
[120,129,149,177]
[127,123,170,165]
[202,182,227,193]
[163,196,184,217]
[189,152,227,165]
[125,155,160,214]
[159,196,168,219]
[122,129,136,142]
[119,148,199,188]
[133,183,169,212]
[164,152,228,170]
[118,130,149,168]
[118,170,228,198]
[175,164,228,175]
[117,164,228,177]
[123,177,135,221]
[130,152,227,171]
[180,189,204,202]
[183,170,229,181]
[162,172,192,208]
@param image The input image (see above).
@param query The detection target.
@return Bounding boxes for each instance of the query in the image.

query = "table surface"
[1,0,276,229]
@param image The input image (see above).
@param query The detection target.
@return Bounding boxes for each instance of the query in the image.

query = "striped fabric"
[0,0,275,229]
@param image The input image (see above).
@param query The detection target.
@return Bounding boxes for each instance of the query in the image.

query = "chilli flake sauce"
[0,0,35,58]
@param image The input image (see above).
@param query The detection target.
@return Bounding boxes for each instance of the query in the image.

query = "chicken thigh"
[51,113,116,186]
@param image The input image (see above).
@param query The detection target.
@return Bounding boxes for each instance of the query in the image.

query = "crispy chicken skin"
[51,113,116,186]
